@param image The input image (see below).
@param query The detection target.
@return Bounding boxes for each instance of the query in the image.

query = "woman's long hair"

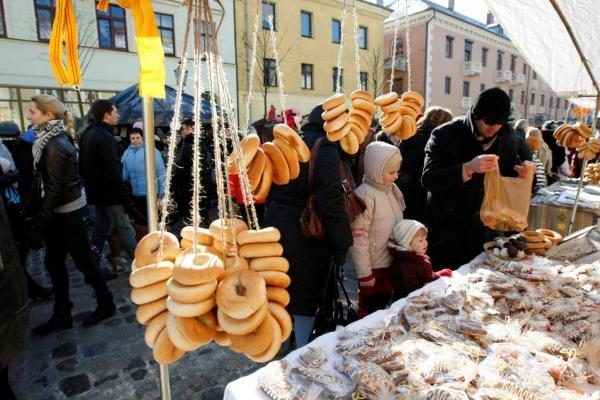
[31,94,75,139]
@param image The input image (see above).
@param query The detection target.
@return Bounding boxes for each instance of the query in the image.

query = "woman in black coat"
[263,104,352,347]
[397,106,452,222]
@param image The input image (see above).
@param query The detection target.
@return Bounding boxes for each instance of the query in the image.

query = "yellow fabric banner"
[101,0,165,98]
[48,0,81,87]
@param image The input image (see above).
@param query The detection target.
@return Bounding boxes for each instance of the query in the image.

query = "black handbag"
[309,261,358,342]
[27,170,44,215]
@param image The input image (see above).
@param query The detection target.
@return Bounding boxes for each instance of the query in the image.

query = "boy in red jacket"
[388,219,452,301]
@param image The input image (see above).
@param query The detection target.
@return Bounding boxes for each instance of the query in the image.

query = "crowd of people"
[0,87,595,398]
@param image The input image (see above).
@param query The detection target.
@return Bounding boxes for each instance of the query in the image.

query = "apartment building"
[0,0,237,130]
[235,0,391,124]
[384,0,568,126]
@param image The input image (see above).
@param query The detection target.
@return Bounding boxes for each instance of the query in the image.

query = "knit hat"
[383,150,402,172]
[132,121,144,130]
[472,87,511,124]
[389,219,427,251]
[541,120,558,132]
[363,141,402,188]
[526,127,542,139]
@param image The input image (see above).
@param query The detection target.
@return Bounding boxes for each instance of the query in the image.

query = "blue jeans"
[91,205,137,259]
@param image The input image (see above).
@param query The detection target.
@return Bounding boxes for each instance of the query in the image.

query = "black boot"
[82,292,116,326]
[33,304,73,335]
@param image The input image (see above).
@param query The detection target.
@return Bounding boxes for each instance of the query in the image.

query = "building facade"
[0,0,237,130]
[384,1,569,126]
[234,0,391,125]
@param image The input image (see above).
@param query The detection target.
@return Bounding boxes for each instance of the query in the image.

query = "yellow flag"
[49,0,81,87]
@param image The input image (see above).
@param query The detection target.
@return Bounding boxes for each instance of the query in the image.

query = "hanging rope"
[267,16,287,114]
[335,6,347,93]
[388,0,401,92]
[243,14,260,134]
[158,0,193,259]
[404,0,413,91]
[352,5,362,89]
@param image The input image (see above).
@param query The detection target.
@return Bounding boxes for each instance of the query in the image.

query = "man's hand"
[465,154,498,175]
[514,161,536,179]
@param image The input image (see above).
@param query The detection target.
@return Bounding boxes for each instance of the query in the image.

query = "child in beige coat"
[350,141,405,317]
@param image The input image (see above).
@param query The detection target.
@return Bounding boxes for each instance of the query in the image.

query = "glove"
[358,274,376,288]
[332,251,347,267]
[434,268,453,278]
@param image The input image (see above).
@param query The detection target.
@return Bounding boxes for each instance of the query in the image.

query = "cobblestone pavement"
[10,248,358,400]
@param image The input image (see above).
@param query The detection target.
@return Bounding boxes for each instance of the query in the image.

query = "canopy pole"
[549,0,600,94]
[568,93,600,235]
[142,96,171,399]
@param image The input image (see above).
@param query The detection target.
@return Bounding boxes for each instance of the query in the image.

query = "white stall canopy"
[483,0,600,99]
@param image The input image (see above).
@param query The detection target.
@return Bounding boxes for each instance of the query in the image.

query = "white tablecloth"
[223,255,482,400]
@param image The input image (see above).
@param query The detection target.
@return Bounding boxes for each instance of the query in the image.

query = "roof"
[386,0,510,40]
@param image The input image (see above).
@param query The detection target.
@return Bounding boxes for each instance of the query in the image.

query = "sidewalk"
[10,249,358,399]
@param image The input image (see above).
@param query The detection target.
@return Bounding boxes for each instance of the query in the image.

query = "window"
[96,3,128,50]
[464,40,473,62]
[198,20,215,53]
[444,77,451,94]
[510,55,517,72]
[0,0,6,37]
[508,89,514,101]
[522,63,527,75]
[358,26,368,49]
[564,99,568,109]
[496,50,504,70]
[481,47,488,66]
[533,71,537,80]
[332,67,343,92]
[541,94,545,106]
[35,0,55,41]
[462,81,470,97]
[393,37,404,56]
[530,93,535,105]
[520,91,525,105]
[445,36,454,58]
[300,11,312,38]
[360,72,368,91]
[264,58,277,87]
[549,97,554,108]
[301,63,313,89]
[262,2,275,30]
[480,83,485,92]
[392,77,403,93]
[156,13,175,56]
[332,19,341,44]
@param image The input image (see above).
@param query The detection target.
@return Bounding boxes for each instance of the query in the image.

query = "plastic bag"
[480,159,533,232]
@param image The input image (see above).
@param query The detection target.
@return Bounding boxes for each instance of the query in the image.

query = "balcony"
[529,105,536,114]
[511,72,525,85]
[461,97,472,109]
[495,70,512,82]
[463,61,482,76]
[384,55,407,71]
[539,106,546,114]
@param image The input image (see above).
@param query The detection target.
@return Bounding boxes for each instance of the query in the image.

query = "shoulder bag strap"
[307,137,325,195]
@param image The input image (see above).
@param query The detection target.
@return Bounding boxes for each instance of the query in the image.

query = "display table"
[529,180,600,236]
[223,258,477,400]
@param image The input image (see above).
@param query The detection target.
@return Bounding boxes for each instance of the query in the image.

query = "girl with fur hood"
[350,141,405,317]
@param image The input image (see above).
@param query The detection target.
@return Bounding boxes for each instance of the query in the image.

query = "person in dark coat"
[26,95,116,334]
[422,88,535,268]
[541,120,567,178]
[79,100,137,261]
[397,106,452,222]
[263,104,353,347]
[513,119,533,163]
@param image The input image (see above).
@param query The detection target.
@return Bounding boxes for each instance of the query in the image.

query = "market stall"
[529,180,600,236]
[224,230,600,399]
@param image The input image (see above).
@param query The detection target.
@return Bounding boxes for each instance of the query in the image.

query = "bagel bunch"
[585,163,600,184]
[130,231,186,365]
[229,127,310,200]
[572,105,589,118]
[320,90,377,155]
[215,223,293,362]
[553,122,600,160]
[516,229,560,256]
[374,90,424,141]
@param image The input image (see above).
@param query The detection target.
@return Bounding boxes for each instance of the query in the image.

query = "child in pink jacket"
[350,141,405,317]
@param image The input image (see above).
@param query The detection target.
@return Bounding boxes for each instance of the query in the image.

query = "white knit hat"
[389,219,427,251]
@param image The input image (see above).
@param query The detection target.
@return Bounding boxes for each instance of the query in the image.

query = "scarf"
[33,119,65,168]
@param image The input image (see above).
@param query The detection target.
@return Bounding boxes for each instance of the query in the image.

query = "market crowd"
[0,88,593,398]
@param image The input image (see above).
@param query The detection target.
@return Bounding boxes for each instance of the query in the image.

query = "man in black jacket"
[79,100,137,264]
[422,88,534,268]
